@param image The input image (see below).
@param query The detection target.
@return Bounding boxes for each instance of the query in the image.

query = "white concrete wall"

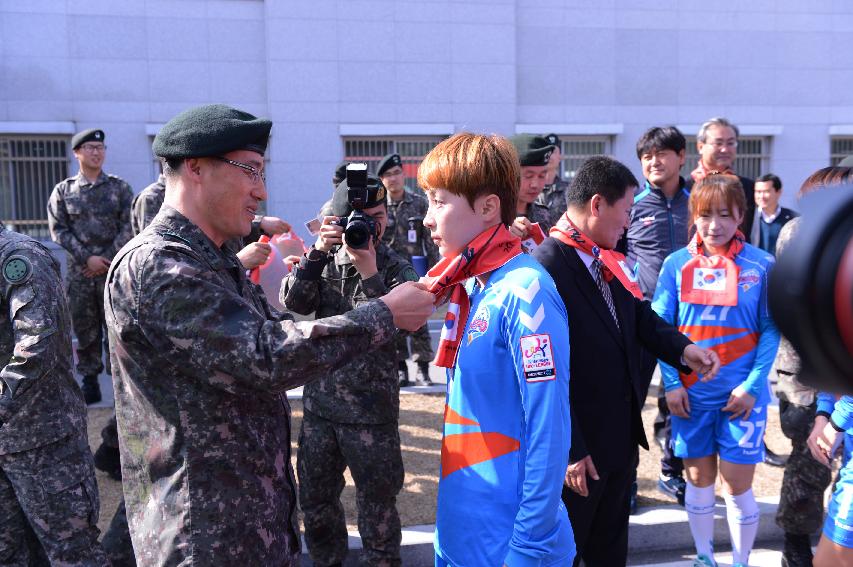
[2,0,852,237]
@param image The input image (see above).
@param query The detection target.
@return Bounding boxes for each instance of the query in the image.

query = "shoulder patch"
[3,255,32,285]
[520,333,556,382]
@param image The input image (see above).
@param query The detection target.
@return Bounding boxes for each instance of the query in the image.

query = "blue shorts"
[671,405,768,464]
[824,467,853,547]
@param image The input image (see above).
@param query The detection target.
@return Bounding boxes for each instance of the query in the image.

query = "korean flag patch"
[693,268,727,291]
[520,334,556,382]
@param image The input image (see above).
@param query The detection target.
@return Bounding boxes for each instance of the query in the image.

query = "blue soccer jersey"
[434,253,575,567]
[652,242,781,410]
[817,395,853,548]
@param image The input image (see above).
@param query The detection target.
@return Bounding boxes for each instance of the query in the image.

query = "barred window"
[559,136,611,181]
[0,135,70,240]
[831,137,853,166]
[681,136,770,181]
[343,137,446,191]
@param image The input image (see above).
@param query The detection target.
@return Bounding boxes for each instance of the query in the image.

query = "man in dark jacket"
[750,173,798,255]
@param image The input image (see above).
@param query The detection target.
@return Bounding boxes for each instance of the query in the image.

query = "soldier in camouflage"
[773,216,832,567]
[282,173,416,567]
[47,128,133,405]
[0,223,109,565]
[104,104,433,566]
[508,135,556,254]
[536,134,570,229]
[377,153,439,386]
[130,173,165,236]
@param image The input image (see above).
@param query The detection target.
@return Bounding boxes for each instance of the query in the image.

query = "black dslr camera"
[333,164,379,250]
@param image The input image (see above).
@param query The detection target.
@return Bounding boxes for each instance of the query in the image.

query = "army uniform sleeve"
[0,248,65,421]
[132,191,162,235]
[107,180,135,259]
[124,246,396,395]
[280,248,333,315]
[47,182,92,264]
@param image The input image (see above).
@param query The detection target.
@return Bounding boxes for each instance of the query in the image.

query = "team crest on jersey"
[693,268,727,291]
[738,268,760,291]
[617,259,640,283]
[520,334,556,382]
[467,305,490,345]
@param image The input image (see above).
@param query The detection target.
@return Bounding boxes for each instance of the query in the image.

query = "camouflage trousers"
[0,434,109,566]
[776,399,833,535]
[298,410,403,567]
[395,323,434,363]
[67,273,110,378]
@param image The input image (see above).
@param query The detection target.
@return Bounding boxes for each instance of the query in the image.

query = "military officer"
[508,134,555,253]
[377,153,438,386]
[104,104,433,566]
[282,174,416,567]
[47,128,134,404]
[536,133,570,228]
[0,223,109,565]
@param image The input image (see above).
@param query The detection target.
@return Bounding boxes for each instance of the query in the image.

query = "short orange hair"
[689,174,747,223]
[417,133,520,226]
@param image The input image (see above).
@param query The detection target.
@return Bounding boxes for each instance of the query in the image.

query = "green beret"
[510,134,555,167]
[72,129,105,150]
[152,104,272,159]
[333,161,349,185]
[329,174,387,217]
[544,133,562,148]
[377,153,403,177]
[839,155,853,168]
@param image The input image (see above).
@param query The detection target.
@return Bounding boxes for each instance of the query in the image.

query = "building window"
[681,136,770,181]
[0,135,70,240]
[343,137,446,191]
[559,136,611,181]
[831,137,853,166]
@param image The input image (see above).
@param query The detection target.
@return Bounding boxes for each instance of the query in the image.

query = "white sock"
[685,481,717,560]
[724,488,760,565]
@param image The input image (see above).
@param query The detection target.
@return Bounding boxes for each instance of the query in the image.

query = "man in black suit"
[533,156,721,566]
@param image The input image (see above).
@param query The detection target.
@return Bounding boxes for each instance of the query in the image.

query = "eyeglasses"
[213,156,266,184]
[708,140,738,150]
[80,144,107,153]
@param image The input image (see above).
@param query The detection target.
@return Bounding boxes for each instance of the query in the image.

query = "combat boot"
[94,442,123,481]
[398,360,412,387]
[82,374,102,404]
[781,532,813,567]
[416,361,433,385]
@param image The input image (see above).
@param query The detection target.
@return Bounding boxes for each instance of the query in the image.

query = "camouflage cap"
[72,128,105,150]
[509,134,555,167]
[376,153,403,177]
[152,104,272,159]
[329,174,386,217]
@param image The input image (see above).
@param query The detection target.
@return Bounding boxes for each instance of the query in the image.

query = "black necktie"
[592,258,620,329]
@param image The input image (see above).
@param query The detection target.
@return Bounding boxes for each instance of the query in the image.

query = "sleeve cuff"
[360,273,388,298]
[294,249,329,280]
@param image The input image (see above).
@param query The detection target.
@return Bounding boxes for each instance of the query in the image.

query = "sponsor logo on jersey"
[520,333,556,382]
[738,268,760,291]
[617,259,640,283]
[467,305,490,345]
[641,215,656,226]
[693,268,727,291]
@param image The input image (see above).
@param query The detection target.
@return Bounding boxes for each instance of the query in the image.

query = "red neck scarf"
[690,160,734,183]
[679,231,745,306]
[424,224,522,368]
[549,213,644,300]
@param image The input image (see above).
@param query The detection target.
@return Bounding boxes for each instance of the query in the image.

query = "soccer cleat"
[692,554,717,567]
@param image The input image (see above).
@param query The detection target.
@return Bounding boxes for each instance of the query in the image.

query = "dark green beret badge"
[3,255,32,285]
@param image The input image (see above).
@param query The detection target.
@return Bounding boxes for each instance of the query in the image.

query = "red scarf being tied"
[424,224,522,368]
[679,230,745,306]
[549,213,644,300]
[690,160,734,183]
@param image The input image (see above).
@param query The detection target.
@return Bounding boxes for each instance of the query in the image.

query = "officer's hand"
[807,415,831,466]
[666,387,691,418]
[315,216,343,253]
[259,216,291,235]
[565,456,599,497]
[379,281,434,332]
[343,234,378,280]
[85,255,110,277]
[683,344,720,381]
[283,255,301,271]
[509,216,532,239]
[237,241,272,270]
[721,385,756,421]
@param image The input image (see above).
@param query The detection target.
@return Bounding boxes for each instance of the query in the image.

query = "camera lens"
[345,221,371,249]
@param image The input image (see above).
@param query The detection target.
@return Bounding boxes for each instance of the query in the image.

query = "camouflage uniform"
[536,179,569,228]
[281,242,417,567]
[47,171,133,378]
[130,174,165,236]
[773,217,832,536]
[0,225,108,566]
[383,190,438,367]
[105,205,396,566]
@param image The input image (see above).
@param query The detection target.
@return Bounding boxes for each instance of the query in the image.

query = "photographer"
[280,172,418,567]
